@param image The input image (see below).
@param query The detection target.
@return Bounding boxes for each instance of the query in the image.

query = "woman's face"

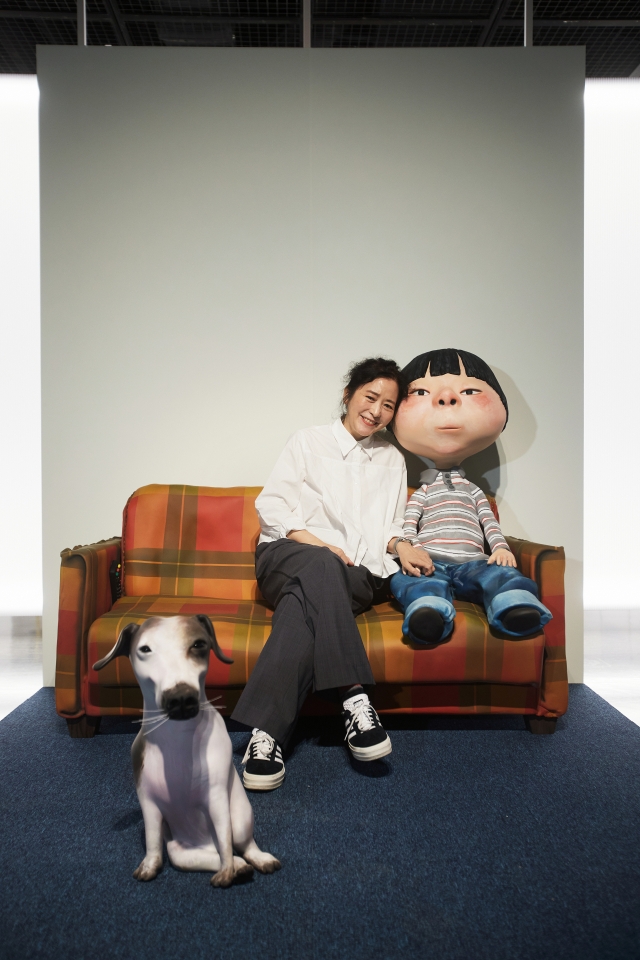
[343,378,399,441]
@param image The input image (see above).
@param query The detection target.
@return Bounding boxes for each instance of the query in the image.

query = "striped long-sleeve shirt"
[403,470,509,564]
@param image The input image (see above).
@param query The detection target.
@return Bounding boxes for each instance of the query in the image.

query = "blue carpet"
[0,686,639,960]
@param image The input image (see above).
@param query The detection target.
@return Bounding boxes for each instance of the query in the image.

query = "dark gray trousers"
[231,539,389,747]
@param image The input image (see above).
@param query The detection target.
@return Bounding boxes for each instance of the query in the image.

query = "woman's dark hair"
[402,348,509,424]
[342,357,408,415]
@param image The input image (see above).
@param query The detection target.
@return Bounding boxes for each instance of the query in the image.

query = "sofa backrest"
[122,484,262,600]
[121,483,500,600]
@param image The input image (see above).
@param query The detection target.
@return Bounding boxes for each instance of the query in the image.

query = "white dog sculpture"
[93,615,281,888]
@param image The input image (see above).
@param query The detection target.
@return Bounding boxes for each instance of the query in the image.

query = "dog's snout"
[162,683,200,721]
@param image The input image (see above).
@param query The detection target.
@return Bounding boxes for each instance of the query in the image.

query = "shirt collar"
[331,419,375,460]
[418,456,466,485]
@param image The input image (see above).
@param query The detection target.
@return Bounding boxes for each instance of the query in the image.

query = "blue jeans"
[390,558,552,643]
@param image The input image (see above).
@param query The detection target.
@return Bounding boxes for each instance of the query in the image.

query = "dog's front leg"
[207,785,237,888]
[133,793,164,881]
[230,767,281,874]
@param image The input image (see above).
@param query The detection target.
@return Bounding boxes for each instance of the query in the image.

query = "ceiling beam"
[0,9,98,20]
[0,11,297,24]
[314,18,486,26]
[103,0,132,46]
[502,19,640,28]
[480,0,511,45]
[91,14,302,25]
[306,17,640,29]
[478,0,507,46]
[302,0,311,48]
[1,9,638,29]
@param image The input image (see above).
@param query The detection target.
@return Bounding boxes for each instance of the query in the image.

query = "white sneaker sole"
[347,735,392,762]
[242,768,286,791]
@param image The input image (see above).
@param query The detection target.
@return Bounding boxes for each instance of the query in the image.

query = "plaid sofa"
[55,484,568,737]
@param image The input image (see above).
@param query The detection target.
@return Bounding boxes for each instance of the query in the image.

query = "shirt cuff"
[282,517,307,537]
[491,541,510,553]
[389,524,405,543]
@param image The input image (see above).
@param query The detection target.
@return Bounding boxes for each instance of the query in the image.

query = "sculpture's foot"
[408,607,445,644]
[501,606,541,636]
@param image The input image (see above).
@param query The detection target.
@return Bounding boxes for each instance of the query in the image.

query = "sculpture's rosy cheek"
[469,395,507,437]
[470,392,505,421]
[395,401,428,429]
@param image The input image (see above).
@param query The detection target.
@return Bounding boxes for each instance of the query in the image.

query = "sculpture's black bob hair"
[342,357,408,411]
[402,348,508,425]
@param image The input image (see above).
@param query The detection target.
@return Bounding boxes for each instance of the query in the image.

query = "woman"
[231,357,425,791]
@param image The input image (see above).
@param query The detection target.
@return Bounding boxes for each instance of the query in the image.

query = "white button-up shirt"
[256,419,408,578]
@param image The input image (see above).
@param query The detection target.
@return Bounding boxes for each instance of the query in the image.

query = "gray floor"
[0,616,42,721]
[584,609,640,727]
[0,613,638,726]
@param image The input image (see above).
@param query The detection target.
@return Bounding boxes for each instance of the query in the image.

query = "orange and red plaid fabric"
[122,485,261,601]
[55,537,121,717]
[55,485,568,721]
[506,535,568,717]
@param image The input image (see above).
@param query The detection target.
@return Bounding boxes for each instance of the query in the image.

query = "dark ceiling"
[1,1,640,77]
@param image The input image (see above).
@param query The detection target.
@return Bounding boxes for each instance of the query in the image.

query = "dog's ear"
[93,622,141,671]
[194,614,233,665]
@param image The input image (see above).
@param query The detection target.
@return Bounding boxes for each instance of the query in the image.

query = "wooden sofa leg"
[66,715,101,738]
[525,716,557,735]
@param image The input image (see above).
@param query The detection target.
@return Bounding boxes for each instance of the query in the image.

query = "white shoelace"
[243,728,278,764]
[343,695,376,741]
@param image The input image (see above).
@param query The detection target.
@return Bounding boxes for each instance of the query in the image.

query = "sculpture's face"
[394,362,506,468]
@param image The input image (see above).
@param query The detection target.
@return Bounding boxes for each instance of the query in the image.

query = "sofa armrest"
[55,537,121,718]
[505,536,568,718]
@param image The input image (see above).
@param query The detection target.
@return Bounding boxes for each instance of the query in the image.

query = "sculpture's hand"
[487,548,517,568]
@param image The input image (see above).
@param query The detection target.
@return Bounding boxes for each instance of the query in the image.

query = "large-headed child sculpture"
[390,348,552,645]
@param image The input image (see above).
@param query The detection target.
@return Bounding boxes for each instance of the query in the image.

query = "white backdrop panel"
[0,76,41,615]
[584,80,640,609]
[38,47,584,685]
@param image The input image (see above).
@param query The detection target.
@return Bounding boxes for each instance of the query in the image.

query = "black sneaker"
[501,606,542,636]
[408,606,445,644]
[342,693,392,761]
[242,728,285,791]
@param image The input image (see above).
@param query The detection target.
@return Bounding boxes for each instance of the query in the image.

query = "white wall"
[0,76,42,616]
[38,47,585,685]
[584,80,640,609]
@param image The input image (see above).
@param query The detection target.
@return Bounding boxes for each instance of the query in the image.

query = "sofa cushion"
[87,595,545,704]
[122,485,262,600]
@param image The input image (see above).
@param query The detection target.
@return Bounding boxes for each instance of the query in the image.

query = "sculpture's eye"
[192,639,208,650]
[413,389,428,396]
[139,645,152,654]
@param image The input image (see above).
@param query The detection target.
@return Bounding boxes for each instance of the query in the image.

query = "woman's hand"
[394,541,434,577]
[325,545,355,566]
[487,548,517,567]
[287,529,354,565]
